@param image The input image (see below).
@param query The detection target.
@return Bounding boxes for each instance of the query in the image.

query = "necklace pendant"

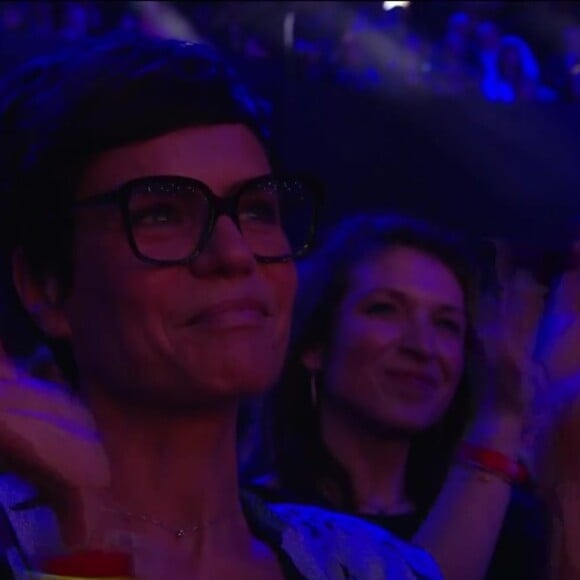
[175,528,186,538]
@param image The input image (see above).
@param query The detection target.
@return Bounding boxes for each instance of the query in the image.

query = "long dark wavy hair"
[259,213,478,514]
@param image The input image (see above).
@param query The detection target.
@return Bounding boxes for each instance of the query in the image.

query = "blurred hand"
[535,268,580,385]
[0,341,109,544]
[471,241,548,421]
[530,258,580,479]
[505,244,580,579]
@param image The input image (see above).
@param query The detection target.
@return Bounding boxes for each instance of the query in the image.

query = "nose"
[190,215,257,278]
[398,316,436,360]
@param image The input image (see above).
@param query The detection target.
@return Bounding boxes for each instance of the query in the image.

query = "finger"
[0,380,95,428]
[500,270,547,352]
[538,324,580,384]
[491,238,514,289]
[535,302,580,380]
[473,286,500,335]
[0,408,99,441]
[535,266,580,382]
[547,269,580,317]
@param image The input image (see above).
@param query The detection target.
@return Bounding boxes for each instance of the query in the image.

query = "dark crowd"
[3,1,580,102]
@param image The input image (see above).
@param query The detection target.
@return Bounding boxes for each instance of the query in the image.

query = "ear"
[12,247,72,339]
[301,343,325,374]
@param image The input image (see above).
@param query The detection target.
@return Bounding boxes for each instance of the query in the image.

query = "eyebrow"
[359,288,466,316]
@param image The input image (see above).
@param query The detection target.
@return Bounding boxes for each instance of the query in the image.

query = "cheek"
[67,241,173,363]
[71,247,150,316]
[438,339,465,387]
[325,317,400,396]
[264,263,297,340]
[72,230,137,298]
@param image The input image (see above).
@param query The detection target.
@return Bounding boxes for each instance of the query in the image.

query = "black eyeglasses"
[73,174,323,265]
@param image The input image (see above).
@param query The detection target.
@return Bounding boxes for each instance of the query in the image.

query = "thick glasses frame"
[73,174,324,265]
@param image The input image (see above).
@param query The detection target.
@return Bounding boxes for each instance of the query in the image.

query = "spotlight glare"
[382,1,411,10]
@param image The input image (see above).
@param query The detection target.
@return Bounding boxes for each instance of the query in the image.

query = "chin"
[364,405,442,437]
[188,360,282,399]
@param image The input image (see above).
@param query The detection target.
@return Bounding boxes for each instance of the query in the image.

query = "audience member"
[253,214,549,579]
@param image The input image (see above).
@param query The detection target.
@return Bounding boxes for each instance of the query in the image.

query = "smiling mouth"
[386,370,437,390]
[189,300,270,329]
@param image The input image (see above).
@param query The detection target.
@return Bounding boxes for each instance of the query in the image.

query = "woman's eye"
[366,302,397,315]
[131,204,182,226]
[436,318,463,335]
[239,200,279,224]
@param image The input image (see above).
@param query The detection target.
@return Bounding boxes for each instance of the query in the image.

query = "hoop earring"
[310,373,319,408]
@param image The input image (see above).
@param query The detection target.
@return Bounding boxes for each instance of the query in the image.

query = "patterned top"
[244,492,442,579]
[0,475,442,579]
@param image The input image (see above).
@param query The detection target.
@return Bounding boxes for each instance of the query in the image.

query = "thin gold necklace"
[102,506,239,539]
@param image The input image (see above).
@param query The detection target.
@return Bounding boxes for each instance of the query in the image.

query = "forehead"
[76,124,270,200]
[348,245,465,307]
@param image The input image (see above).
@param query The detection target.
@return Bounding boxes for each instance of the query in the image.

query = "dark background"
[270,76,580,246]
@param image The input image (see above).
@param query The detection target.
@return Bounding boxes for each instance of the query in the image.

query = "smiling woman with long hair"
[251,214,550,579]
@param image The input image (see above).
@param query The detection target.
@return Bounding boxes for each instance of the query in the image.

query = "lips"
[188,299,271,327]
[386,369,437,389]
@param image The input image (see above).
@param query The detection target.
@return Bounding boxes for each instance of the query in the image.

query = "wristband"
[31,549,134,579]
[456,442,530,485]
[28,575,130,579]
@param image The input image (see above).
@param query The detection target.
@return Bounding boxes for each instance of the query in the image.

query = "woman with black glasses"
[0,34,439,579]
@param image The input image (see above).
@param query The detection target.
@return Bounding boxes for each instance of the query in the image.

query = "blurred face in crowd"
[445,12,471,56]
[498,44,523,81]
[36,124,297,409]
[312,245,466,435]
[563,25,580,57]
[477,22,500,52]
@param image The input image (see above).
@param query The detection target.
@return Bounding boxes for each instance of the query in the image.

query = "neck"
[79,387,255,564]
[89,391,242,523]
[320,400,414,515]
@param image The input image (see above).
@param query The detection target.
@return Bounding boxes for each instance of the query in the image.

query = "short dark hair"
[0,32,270,283]
[0,32,270,368]
[261,213,476,513]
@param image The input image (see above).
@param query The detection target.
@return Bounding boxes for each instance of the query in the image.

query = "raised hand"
[471,241,548,423]
[531,256,580,578]
[535,268,580,385]
[0,341,109,545]
[412,241,550,580]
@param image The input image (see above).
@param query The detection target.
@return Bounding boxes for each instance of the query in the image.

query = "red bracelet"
[40,550,134,577]
[456,442,530,485]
